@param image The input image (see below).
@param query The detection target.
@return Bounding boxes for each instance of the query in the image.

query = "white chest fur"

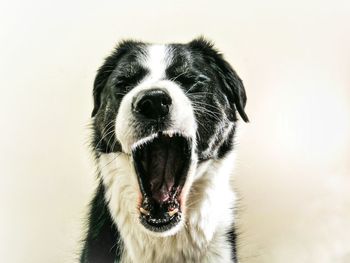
[99,152,236,263]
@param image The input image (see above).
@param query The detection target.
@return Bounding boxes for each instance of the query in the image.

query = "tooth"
[168,208,179,217]
[140,207,150,216]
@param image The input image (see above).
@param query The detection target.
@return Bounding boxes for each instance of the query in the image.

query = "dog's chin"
[131,131,192,235]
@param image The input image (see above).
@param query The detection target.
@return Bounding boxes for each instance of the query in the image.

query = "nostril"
[134,89,172,120]
[138,99,154,115]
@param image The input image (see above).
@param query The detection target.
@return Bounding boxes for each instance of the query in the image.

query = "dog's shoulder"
[80,183,123,263]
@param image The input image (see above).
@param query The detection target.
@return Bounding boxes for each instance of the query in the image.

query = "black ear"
[91,61,113,117]
[91,40,141,117]
[189,37,249,122]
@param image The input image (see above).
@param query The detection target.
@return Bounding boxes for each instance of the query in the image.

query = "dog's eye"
[185,75,210,94]
[114,67,148,92]
[113,79,133,96]
[197,74,210,83]
[114,79,128,90]
[175,74,196,87]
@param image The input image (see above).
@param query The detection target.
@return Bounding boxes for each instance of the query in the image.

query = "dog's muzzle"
[132,132,192,233]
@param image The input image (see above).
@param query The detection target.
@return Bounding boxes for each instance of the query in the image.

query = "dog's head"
[91,38,248,236]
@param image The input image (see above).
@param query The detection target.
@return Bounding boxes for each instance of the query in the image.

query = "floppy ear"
[91,59,114,117]
[189,37,249,122]
[91,40,140,117]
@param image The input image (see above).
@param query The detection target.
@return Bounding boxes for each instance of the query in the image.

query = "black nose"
[133,89,172,119]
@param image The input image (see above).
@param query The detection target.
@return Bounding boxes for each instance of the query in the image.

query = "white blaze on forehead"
[143,44,171,80]
[115,44,196,153]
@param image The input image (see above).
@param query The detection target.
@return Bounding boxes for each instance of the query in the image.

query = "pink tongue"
[148,141,177,204]
[151,187,170,203]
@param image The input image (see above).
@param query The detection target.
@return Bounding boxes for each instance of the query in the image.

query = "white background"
[1,0,349,262]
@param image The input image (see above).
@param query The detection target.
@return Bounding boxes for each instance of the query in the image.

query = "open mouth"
[132,132,192,232]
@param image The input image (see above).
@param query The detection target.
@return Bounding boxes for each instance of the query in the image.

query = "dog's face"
[92,38,248,236]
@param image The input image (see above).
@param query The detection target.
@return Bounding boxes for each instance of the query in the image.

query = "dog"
[80,37,248,263]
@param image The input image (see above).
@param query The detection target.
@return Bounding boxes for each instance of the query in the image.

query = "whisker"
[169,70,189,82]
[192,101,222,111]
[94,121,116,151]
[99,152,121,172]
[192,107,221,122]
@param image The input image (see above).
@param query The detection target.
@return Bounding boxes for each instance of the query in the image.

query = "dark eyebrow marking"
[114,64,149,88]
[119,62,146,77]
[166,57,190,76]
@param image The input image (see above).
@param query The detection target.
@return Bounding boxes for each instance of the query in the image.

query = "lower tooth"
[168,208,179,217]
[140,207,150,216]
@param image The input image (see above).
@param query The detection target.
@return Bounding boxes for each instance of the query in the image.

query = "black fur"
[227,228,238,262]
[80,182,123,263]
[189,38,248,122]
[81,37,247,263]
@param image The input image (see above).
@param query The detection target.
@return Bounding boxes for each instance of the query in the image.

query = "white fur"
[99,151,236,263]
[141,44,169,80]
[201,108,234,160]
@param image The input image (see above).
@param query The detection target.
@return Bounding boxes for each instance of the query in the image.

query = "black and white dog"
[80,38,248,263]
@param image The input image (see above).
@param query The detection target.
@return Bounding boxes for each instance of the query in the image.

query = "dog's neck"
[99,151,236,263]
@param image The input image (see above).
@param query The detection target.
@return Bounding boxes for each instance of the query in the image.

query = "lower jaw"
[137,172,197,234]
[140,212,182,233]
[138,192,182,232]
